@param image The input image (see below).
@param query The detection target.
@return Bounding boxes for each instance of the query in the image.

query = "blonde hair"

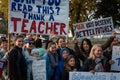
[88,44,103,59]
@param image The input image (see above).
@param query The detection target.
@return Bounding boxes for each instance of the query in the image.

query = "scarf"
[94,58,104,72]
[48,51,58,68]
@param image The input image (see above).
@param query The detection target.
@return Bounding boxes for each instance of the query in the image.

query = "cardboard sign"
[9,0,69,36]
[73,17,114,39]
[32,60,46,80]
[111,46,120,71]
[69,72,120,80]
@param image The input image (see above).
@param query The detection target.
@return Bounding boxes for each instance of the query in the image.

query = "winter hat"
[60,48,70,56]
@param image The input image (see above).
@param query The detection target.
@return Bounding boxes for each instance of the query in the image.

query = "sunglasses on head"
[27,42,34,45]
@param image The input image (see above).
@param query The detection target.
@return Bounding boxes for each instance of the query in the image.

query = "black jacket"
[82,57,110,72]
[8,46,27,80]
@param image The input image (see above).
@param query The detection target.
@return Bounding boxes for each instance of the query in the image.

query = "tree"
[69,0,96,36]
[94,0,120,28]
[0,0,8,34]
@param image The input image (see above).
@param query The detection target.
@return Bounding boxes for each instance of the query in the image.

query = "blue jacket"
[55,48,69,80]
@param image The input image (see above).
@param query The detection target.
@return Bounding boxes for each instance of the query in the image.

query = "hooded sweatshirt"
[55,48,69,80]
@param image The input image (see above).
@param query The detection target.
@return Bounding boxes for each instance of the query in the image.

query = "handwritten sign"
[73,17,114,39]
[69,72,120,80]
[9,0,69,36]
[111,46,120,71]
[32,60,46,80]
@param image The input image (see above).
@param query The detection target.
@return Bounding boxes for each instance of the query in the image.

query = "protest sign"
[111,46,120,71]
[32,60,46,80]
[9,0,69,36]
[73,17,114,39]
[69,72,120,80]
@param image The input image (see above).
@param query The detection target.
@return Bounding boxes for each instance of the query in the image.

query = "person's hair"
[35,38,42,48]
[102,36,116,48]
[1,39,8,43]
[45,40,53,49]
[64,55,76,71]
[47,42,56,49]
[80,38,92,52]
[14,35,24,41]
[88,44,103,59]
[56,36,65,44]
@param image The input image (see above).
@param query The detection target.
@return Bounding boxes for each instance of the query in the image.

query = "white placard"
[69,72,120,80]
[32,60,46,80]
[73,17,114,39]
[9,0,69,36]
[111,46,120,71]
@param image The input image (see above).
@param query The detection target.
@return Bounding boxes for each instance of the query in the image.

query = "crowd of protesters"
[0,32,119,80]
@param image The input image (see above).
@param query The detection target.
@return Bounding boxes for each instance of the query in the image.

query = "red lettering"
[60,23,66,35]
[38,21,44,33]
[11,17,21,32]
[54,22,59,34]
[46,22,53,34]
[30,20,36,33]
[21,19,28,33]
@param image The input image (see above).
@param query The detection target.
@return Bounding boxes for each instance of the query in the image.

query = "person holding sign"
[8,35,27,80]
[82,44,111,72]
[61,55,77,80]
[103,36,119,72]
[23,37,35,80]
[73,36,114,66]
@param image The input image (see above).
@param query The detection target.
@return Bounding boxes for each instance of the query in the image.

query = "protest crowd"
[0,0,120,80]
[0,32,119,80]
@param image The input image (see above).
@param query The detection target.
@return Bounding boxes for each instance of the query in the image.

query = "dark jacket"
[56,47,81,69]
[61,69,69,80]
[55,48,69,80]
[82,57,110,72]
[8,46,27,80]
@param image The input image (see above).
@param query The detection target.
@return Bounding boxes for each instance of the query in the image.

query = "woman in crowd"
[82,44,114,72]
[103,36,118,61]
[73,36,114,65]
[8,35,27,80]
[23,37,35,80]
[55,48,70,80]
[61,55,77,80]
[44,42,59,80]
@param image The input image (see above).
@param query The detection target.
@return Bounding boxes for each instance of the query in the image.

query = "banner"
[111,46,120,71]
[9,0,69,35]
[73,17,114,39]
[69,72,120,80]
[32,60,46,80]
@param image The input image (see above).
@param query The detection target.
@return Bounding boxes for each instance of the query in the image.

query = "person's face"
[15,38,24,48]
[49,44,56,54]
[58,38,66,48]
[94,47,102,58]
[83,41,90,51]
[26,42,34,50]
[62,50,69,59]
[1,41,7,49]
[111,37,118,47]
[68,58,75,67]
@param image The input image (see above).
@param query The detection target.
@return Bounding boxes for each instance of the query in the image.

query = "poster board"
[69,72,120,80]
[73,17,114,39]
[9,0,69,36]
[32,60,46,80]
[111,46,120,71]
